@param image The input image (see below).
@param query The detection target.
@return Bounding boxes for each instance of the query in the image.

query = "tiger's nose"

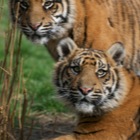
[79,87,93,95]
[29,22,42,30]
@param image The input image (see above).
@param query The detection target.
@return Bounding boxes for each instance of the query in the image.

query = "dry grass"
[0,1,33,140]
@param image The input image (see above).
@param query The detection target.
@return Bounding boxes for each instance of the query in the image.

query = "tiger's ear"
[107,42,125,65]
[57,38,78,60]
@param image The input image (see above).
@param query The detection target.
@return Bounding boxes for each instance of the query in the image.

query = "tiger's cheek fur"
[62,70,73,88]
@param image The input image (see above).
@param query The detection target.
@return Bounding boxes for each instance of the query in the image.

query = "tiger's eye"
[97,69,106,77]
[44,0,54,9]
[71,66,81,74]
[20,1,28,10]
[45,1,51,6]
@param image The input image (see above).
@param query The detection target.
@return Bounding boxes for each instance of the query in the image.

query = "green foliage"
[0,2,66,114]
[20,36,66,113]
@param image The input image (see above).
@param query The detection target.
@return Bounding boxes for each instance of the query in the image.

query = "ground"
[16,113,76,140]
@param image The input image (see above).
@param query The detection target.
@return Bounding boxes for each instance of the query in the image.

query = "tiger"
[52,38,140,140]
[10,0,140,75]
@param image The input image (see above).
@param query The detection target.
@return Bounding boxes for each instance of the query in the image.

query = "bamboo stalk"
[0,1,34,139]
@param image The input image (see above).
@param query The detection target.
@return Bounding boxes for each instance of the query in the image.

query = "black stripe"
[106,69,119,99]
[89,42,93,49]
[125,1,137,71]
[81,1,87,48]
[108,17,114,28]
[112,1,119,27]
[82,21,87,48]
[81,52,89,56]
[137,50,140,64]
[60,65,68,86]
[131,0,140,68]
[69,29,74,40]
[58,0,69,23]
[113,68,120,92]
[99,0,105,4]
[128,4,136,70]
[78,120,99,125]
[128,108,140,140]
[73,129,104,135]
[134,0,140,40]
[120,1,126,32]
[56,15,67,22]
[95,0,102,5]
[54,63,66,86]
[66,0,70,21]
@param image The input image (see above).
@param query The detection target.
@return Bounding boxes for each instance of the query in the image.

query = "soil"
[16,113,76,140]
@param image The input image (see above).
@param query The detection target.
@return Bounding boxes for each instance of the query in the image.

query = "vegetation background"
[0,0,66,114]
[0,1,74,139]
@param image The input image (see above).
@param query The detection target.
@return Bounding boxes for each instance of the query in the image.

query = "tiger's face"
[10,0,76,44]
[54,38,127,116]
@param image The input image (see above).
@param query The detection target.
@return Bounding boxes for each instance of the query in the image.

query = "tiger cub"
[52,38,140,140]
[10,0,140,75]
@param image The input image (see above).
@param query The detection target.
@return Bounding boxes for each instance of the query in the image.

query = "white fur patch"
[75,103,94,114]
[30,37,49,44]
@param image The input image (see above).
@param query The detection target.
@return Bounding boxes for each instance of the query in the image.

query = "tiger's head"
[10,0,76,44]
[54,38,128,116]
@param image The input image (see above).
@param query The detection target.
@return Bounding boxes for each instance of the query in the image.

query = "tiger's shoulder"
[52,38,140,140]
